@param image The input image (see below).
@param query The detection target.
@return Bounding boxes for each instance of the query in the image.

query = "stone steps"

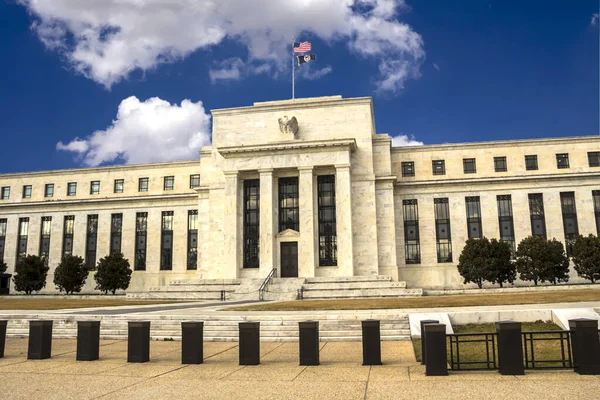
[302,288,422,299]
[305,276,392,284]
[300,275,422,300]
[305,281,407,291]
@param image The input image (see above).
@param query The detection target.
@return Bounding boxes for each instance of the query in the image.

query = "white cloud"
[433,62,440,71]
[592,13,599,26]
[56,96,211,166]
[391,134,423,146]
[209,58,244,83]
[297,65,333,80]
[19,0,424,93]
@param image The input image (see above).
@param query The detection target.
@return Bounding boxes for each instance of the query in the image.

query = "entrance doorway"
[280,242,298,278]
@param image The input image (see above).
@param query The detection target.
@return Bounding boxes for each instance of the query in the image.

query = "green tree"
[544,238,570,285]
[457,237,493,288]
[0,260,7,274]
[571,234,600,283]
[53,254,88,294]
[487,239,516,288]
[12,255,49,294]
[94,253,132,295]
[516,236,570,285]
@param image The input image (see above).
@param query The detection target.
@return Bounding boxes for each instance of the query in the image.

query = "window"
[432,160,445,176]
[190,174,200,189]
[161,211,174,270]
[434,198,452,262]
[494,157,507,172]
[1,187,10,200]
[279,177,299,232]
[114,179,124,193]
[560,192,578,256]
[593,191,600,236]
[39,217,52,266]
[243,180,260,268]
[110,214,123,254]
[187,210,198,270]
[588,152,600,167]
[135,212,148,270]
[67,182,77,196]
[44,184,54,198]
[525,155,538,171]
[90,181,100,195]
[138,177,149,192]
[17,218,29,260]
[164,176,175,190]
[0,219,6,263]
[22,185,32,199]
[497,195,515,256]
[463,158,476,174]
[402,199,420,264]
[556,153,569,169]
[318,175,337,266]
[465,197,482,239]
[528,194,547,239]
[401,162,415,177]
[62,216,74,257]
[85,215,98,269]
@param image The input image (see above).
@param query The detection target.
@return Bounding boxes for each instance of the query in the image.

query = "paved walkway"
[0,338,598,399]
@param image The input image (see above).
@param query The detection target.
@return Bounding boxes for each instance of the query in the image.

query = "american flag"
[293,41,311,53]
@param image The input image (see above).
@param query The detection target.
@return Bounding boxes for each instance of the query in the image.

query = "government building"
[0,96,599,296]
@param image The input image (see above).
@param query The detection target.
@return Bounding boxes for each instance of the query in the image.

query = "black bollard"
[128,321,150,363]
[299,321,319,366]
[362,319,382,366]
[424,323,448,376]
[239,322,260,365]
[495,321,524,375]
[569,319,600,375]
[419,319,439,365]
[182,321,204,364]
[77,320,101,361]
[28,320,53,360]
[0,320,6,358]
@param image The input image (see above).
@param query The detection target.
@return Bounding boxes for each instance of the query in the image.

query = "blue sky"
[0,0,598,173]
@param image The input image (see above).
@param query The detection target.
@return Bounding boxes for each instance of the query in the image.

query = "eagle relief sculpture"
[278,115,299,138]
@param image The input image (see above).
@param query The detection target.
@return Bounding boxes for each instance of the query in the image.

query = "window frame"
[434,198,452,263]
[432,160,446,176]
[163,176,175,191]
[556,153,570,169]
[22,185,32,199]
[588,152,600,168]
[497,195,516,256]
[463,158,477,174]
[528,193,547,239]
[67,182,77,196]
[1,187,10,200]
[465,196,483,239]
[494,156,508,172]
[189,174,201,189]
[401,161,415,177]
[402,199,420,264]
[317,175,337,266]
[560,192,578,256]
[525,155,538,171]
[114,179,124,193]
[90,181,100,195]
[187,210,198,270]
[160,211,174,270]
[278,177,299,232]
[243,179,260,268]
[44,184,54,198]
[138,177,149,192]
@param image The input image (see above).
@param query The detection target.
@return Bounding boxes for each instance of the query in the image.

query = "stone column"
[223,171,239,278]
[335,164,354,277]
[299,167,315,277]
[259,169,275,277]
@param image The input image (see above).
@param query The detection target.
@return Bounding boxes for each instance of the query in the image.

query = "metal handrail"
[258,268,277,301]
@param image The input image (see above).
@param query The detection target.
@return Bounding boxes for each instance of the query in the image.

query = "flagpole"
[292,37,295,100]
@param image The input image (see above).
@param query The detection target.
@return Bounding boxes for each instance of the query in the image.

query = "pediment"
[277,229,300,238]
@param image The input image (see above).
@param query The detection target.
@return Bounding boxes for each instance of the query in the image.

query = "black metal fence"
[522,330,572,369]
[447,333,497,371]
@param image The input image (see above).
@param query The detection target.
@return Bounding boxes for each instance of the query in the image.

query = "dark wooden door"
[280,242,298,278]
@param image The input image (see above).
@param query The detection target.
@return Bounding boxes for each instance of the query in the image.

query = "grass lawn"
[413,321,567,369]
[0,299,184,310]
[226,289,600,311]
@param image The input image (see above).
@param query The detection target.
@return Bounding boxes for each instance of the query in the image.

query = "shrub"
[572,234,600,283]
[516,236,570,285]
[487,239,516,288]
[544,238,570,285]
[457,237,493,288]
[94,252,132,295]
[0,260,7,274]
[12,255,49,294]
[53,254,88,294]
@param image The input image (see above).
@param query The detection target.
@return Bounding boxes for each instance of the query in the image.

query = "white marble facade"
[0,95,599,292]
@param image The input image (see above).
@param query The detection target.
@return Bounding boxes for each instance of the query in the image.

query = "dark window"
[22,185,32,199]
[187,210,198,270]
[465,197,482,239]
[434,198,452,262]
[432,160,445,176]
[17,218,29,260]
[135,212,147,270]
[588,152,600,167]
[528,194,547,239]
[401,162,415,177]
[1,187,10,200]
[164,176,175,190]
[560,192,578,256]
[497,195,515,256]
[85,215,98,270]
[279,177,299,232]
[403,199,420,264]
[138,178,149,192]
[556,153,570,169]
[494,157,507,172]
[160,211,174,270]
[593,190,600,236]
[463,158,476,174]
[62,216,74,257]
[110,214,123,254]
[44,184,54,198]
[0,219,6,263]
[90,181,100,195]
[525,155,538,171]
[318,175,337,266]
[114,179,124,193]
[190,174,200,188]
[243,180,260,268]
[67,182,77,196]
[39,217,52,266]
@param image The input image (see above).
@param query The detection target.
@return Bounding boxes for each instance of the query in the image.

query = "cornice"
[217,138,357,158]
[211,96,372,116]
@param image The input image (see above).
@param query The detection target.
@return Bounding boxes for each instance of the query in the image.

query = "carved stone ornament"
[278,115,299,137]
